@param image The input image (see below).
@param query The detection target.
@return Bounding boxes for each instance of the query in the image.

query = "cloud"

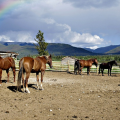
[87,46,98,50]
[63,0,120,8]
[0,0,119,49]
[43,18,104,48]
[0,31,34,43]
[0,35,13,42]
[0,17,104,48]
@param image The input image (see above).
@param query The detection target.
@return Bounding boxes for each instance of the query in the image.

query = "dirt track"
[0,70,120,120]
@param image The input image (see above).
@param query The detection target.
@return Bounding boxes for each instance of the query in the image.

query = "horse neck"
[38,56,47,64]
[89,59,94,63]
[110,61,115,66]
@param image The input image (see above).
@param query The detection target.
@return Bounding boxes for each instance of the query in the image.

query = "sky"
[0,0,120,49]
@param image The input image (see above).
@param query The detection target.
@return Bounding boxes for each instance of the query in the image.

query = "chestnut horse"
[74,58,98,75]
[17,55,52,93]
[99,60,117,76]
[0,56,16,85]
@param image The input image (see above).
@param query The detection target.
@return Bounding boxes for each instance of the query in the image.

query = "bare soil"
[0,70,120,120]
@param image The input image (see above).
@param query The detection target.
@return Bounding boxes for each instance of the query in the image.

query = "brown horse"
[74,58,98,75]
[0,56,16,85]
[17,55,52,93]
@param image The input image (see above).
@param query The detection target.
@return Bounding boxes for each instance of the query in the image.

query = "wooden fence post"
[97,66,98,74]
[67,60,70,72]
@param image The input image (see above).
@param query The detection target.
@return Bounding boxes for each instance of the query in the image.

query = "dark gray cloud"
[63,0,120,8]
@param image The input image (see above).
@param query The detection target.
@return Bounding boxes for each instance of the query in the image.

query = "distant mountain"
[0,42,37,59]
[46,43,96,56]
[106,46,120,54]
[0,42,120,59]
[85,45,120,54]
[0,42,96,59]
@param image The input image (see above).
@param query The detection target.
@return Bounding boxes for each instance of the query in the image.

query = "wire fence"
[15,60,120,74]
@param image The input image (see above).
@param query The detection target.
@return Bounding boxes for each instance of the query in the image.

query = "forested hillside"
[0,42,120,59]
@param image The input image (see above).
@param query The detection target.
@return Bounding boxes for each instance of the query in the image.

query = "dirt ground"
[0,70,120,120]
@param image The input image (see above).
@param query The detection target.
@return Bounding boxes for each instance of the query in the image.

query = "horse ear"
[49,54,52,58]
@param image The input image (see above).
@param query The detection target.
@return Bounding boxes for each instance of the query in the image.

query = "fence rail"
[15,60,120,74]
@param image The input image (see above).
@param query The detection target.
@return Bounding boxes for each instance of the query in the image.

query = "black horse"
[99,60,117,76]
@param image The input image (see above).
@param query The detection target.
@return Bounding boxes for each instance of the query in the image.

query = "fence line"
[15,60,120,74]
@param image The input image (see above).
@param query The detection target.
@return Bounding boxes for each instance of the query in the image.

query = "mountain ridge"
[0,42,120,58]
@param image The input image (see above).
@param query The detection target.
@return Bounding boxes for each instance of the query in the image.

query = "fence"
[15,60,120,74]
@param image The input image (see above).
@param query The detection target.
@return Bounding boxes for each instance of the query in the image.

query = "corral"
[15,60,120,74]
[0,70,120,120]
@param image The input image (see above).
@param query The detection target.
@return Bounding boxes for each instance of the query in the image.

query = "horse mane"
[108,60,115,63]
[36,55,48,62]
[0,56,3,60]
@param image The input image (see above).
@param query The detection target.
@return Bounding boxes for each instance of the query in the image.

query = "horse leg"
[108,69,109,76]
[12,68,15,83]
[22,73,25,92]
[87,67,88,75]
[0,69,2,86]
[25,72,30,93]
[88,67,91,75]
[102,69,104,76]
[99,66,101,74]
[6,69,9,83]
[80,67,83,75]
[110,69,111,76]
[40,71,45,90]
[36,72,40,89]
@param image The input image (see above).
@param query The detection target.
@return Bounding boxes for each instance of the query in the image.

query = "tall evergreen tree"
[34,30,48,55]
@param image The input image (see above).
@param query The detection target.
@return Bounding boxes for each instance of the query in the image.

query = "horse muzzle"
[50,65,53,68]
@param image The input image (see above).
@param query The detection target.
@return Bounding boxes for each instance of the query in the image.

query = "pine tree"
[34,30,48,55]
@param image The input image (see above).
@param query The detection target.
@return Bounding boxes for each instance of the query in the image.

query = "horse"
[0,56,16,85]
[74,58,98,75]
[17,54,52,93]
[99,60,117,76]
[74,59,80,75]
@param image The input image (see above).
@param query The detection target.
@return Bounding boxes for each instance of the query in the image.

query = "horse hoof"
[26,90,30,93]
[37,87,40,90]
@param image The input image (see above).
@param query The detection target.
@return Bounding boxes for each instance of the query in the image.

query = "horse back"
[32,57,42,71]
[79,60,92,67]
[33,57,46,71]
[0,57,15,69]
[20,57,34,72]
[100,63,111,69]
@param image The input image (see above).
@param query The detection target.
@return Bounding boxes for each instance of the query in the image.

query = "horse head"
[113,60,118,66]
[45,54,53,68]
[92,58,98,67]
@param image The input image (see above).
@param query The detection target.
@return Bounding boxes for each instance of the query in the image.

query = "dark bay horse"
[74,60,80,74]
[74,58,98,75]
[99,60,117,76]
[0,57,16,85]
[17,55,52,93]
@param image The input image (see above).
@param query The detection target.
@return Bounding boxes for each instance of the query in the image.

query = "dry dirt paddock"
[0,70,120,120]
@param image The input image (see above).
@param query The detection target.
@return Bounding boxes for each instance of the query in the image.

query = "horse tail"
[17,58,24,91]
